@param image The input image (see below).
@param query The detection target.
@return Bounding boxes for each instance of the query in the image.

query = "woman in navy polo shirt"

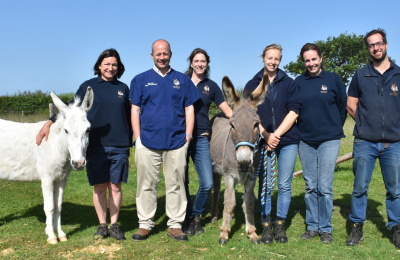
[183,48,232,235]
[244,44,301,244]
[295,43,346,243]
[36,49,132,241]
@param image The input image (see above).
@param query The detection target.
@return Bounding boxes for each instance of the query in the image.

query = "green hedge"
[0,90,74,115]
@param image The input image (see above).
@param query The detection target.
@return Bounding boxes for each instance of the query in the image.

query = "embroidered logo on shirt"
[145,82,158,87]
[390,83,399,96]
[203,84,210,95]
[320,85,328,93]
[118,90,124,98]
[173,79,181,89]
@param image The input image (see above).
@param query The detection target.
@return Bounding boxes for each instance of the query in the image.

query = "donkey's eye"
[86,128,90,133]
[64,129,69,134]
[230,122,235,130]
[254,122,259,130]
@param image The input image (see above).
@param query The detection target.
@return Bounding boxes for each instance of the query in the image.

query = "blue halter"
[234,141,256,150]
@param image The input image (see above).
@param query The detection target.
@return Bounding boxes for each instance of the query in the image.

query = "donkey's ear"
[222,76,241,107]
[250,74,268,106]
[81,87,94,112]
[50,92,68,114]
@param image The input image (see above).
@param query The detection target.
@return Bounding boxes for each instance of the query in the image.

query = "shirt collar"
[304,68,326,79]
[96,75,117,83]
[188,71,208,84]
[153,65,172,77]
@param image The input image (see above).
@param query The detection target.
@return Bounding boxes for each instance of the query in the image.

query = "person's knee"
[109,182,122,193]
[94,183,108,194]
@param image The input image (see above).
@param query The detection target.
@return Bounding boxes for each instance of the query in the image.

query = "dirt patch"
[2,248,14,256]
[60,243,122,258]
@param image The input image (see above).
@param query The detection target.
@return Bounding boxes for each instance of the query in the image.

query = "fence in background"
[0,104,56,116]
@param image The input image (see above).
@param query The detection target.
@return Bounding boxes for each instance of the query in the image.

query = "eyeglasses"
[368,41,385,49]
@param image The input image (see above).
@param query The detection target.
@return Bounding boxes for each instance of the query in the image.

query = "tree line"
[284,32,393,86]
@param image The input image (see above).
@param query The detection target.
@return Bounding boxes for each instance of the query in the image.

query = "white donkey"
[0,87,93,244]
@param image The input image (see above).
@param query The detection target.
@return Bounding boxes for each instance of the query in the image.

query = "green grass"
[1,116,400,259]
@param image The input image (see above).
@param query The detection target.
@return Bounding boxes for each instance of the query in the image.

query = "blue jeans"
[349,139,400,230]
[184,135,213,217]
[299,139,340,233]
[258,143,298,222]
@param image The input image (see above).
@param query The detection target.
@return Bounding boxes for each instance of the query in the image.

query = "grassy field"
[1,116,400,259]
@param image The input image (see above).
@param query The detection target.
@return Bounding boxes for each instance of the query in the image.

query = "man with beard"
[346,29,400,249]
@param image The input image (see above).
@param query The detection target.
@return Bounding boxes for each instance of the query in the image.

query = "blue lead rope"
[248,136,276,205]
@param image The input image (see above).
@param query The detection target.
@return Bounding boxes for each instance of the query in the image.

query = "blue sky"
[1,0,399,96]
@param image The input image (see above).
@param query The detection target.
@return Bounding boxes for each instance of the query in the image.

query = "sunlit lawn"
[1,116,400,259]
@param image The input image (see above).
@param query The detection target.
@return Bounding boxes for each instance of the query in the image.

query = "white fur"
[0,87,93,243]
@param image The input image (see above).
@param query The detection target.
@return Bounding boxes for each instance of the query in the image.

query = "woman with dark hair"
[36,48,132,240]
[183,48,232,235]
[244,43,300,244]
[295,43,347,243]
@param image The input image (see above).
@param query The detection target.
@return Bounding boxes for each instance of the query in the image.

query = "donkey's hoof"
[251,239,260,244]
[59,236,68,242]
[210,217,218,223]
[219,238,228,245]
[47,238,58,244]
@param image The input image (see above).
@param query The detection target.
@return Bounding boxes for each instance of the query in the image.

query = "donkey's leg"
[219,176,236,244]
[53,176,68,242]
[243,179,259,244]
[41,177,58,244]
[210,173,221,223]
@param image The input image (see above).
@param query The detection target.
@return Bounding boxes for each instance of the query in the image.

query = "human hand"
[36,120,53,146]
[265,144,274,152]
[267,132,280,150]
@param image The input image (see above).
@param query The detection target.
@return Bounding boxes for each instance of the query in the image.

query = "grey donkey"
[210,75,268,244]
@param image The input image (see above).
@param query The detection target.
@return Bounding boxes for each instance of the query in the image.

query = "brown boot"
[168,228,188,241]
[132,228,151,241]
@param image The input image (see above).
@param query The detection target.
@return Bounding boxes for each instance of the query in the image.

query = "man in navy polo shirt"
[346,28,400,249]
[130,39,200,242]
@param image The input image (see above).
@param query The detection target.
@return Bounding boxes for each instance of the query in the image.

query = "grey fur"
[210,75,268,244]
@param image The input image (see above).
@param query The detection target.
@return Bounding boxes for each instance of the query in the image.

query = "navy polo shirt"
[193,77,225,135]
[51,77,132,149]
[130,68,200,150]
[295,69,347,142]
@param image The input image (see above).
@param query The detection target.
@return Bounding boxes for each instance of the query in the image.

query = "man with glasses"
[346,28,400,249]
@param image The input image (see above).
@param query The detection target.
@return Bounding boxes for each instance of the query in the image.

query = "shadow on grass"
[334,193,390,239]
[286,192,306,229]
[0,195,176,238]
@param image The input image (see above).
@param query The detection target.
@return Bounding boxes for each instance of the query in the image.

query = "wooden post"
[49,103,54,117]
[293,152,354,177]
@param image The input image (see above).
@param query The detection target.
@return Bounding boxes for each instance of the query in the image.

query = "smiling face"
[98,57,118,81]
[302,50,323,77]
[263,49,281,74]
[366,33,388,62]
[191,53,208,77]
[151,40,172,74]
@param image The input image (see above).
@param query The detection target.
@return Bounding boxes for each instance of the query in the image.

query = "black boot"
[184,217,195,236]
[391,224,400,249]
[194,215,204,234]
[260,222,274,244]
[274,220,288,243]
[345,222,364,246]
